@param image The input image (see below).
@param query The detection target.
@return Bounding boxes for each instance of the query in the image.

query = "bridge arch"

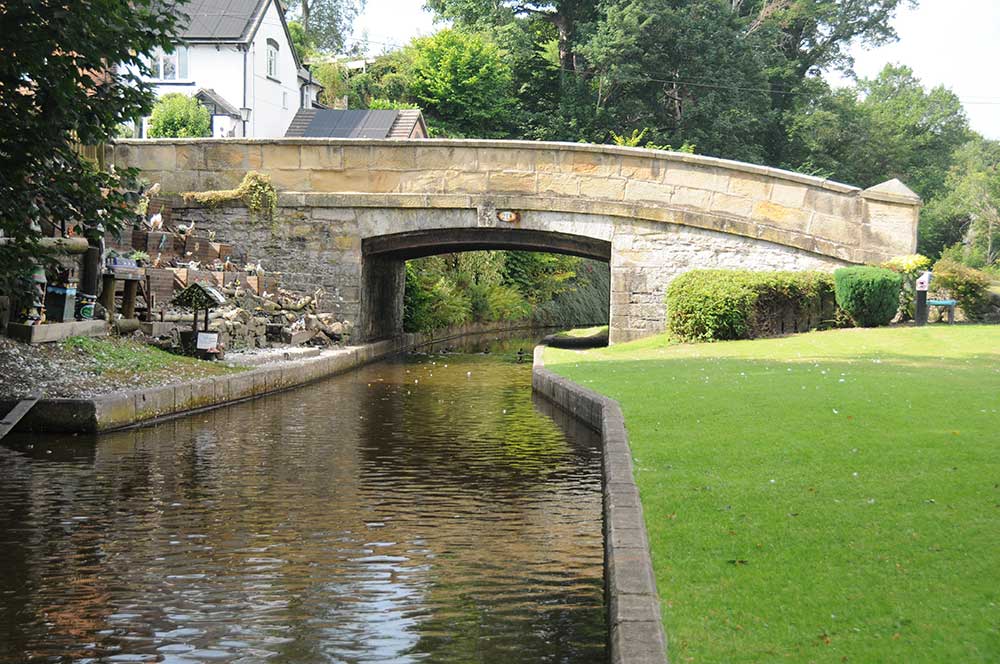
[360,227,612,341]
[110,138,921,342]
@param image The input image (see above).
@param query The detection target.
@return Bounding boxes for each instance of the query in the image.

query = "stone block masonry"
[110,139,921,266]
[111,139,921,344]
[167,198,847,343]
[532,345,668,664]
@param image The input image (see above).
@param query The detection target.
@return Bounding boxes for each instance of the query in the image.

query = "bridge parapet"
[110,139,920,265]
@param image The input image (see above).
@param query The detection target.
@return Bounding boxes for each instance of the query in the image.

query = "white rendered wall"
[142,0,300,137]
[246,0,301,137]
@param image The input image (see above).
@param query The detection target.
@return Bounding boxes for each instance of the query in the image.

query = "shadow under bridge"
[359,228,612,341]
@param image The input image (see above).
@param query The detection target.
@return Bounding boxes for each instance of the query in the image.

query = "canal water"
[0,337,606,663]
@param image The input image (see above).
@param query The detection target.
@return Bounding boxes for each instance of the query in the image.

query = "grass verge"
[553,325,610,339]
[61,336,243,382]
[545,326,1000,662]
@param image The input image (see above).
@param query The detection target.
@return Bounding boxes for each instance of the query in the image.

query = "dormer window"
[148,46,188,81]
[266,39,279,80]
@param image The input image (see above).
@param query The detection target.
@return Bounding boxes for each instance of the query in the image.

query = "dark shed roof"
[285,109,429,139]
[194,88,240,117]
[178,0,268,41]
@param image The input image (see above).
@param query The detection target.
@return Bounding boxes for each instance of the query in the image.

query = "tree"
[288,20,316,61]
[407,29,516,137]
[346,48,414,109]
[920,139,1000,263]
[729,0,917,166]
[148,93,211,138]
[426,0,598,73]
[732,0,916,78]
[0,0,181,288]
[580,0,773,161]
[285,0,362,53]
[784,65,969,197]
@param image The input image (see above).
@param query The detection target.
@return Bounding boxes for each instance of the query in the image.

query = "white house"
[138,0,323,138]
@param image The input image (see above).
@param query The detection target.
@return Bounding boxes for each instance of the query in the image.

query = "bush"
[882,254,932,321]
[483,284,531,322]
[148,93,210,138]
[468,282,529,322]
[940,242,989,269]
[833,266,903,327]
[931,258,992,320]
[666,270,835,342]
[403,263,472,332]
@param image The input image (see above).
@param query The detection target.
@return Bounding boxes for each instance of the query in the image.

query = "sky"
[349,0,1000,139]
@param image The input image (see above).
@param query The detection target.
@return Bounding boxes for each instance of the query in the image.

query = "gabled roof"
[390,109,428,139]
[298,65,323,89]
[194,88,240,117]
[178,0,268,41]
[176,0,304,75]
[285,109,428,139]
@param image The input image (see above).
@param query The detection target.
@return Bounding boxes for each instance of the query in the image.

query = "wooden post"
[121,279,138,319]
[99,274,116,314]
[915,290,927,326]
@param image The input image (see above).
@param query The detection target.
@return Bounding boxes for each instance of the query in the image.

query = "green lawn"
[553,325,609,339]
[60,336,242,381]
[545,326,1000,662]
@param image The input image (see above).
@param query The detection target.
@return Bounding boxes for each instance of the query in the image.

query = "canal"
[0,336,606,663]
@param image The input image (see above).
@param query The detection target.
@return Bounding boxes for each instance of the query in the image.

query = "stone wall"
[110,138,921,266]
[167,200,847,343]
[120,138,920,343]
[610,219,845,341]
[165,203,364,325]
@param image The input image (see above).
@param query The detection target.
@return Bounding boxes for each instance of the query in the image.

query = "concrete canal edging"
[3,322,557,434]
[5,340,399,434]
[532,345,668,664]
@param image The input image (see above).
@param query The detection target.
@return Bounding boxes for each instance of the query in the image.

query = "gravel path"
[0,337,241,400]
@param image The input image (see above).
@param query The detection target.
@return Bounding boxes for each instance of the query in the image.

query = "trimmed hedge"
[666,270,836,342]
[833,266,903,327]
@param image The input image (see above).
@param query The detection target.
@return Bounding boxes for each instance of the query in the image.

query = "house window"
[148,46,188,81]
[266,39,279,79]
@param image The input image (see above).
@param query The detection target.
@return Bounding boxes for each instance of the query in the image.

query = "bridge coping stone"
[114,139,921,266]
[116,137,873,194]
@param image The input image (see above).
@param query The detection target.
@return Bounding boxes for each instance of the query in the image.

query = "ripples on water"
[0,338,606,663]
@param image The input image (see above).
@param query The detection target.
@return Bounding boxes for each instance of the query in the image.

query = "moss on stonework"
[183,171,278,222]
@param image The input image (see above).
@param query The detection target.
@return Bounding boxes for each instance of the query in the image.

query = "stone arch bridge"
[111,139,920,343]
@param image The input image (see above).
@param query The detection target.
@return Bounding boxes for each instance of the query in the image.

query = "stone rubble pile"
[161,285,353,351]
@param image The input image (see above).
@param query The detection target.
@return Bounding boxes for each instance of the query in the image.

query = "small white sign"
[915,270,931,292]
[196,332,219,350]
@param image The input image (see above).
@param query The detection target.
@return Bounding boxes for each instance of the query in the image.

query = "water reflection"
[0,337,606,663]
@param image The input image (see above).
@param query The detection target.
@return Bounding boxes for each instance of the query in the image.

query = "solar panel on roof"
[355,110,399,138]
[298,110,419,139]
[328,110,363,137]
[307,111,344,137]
